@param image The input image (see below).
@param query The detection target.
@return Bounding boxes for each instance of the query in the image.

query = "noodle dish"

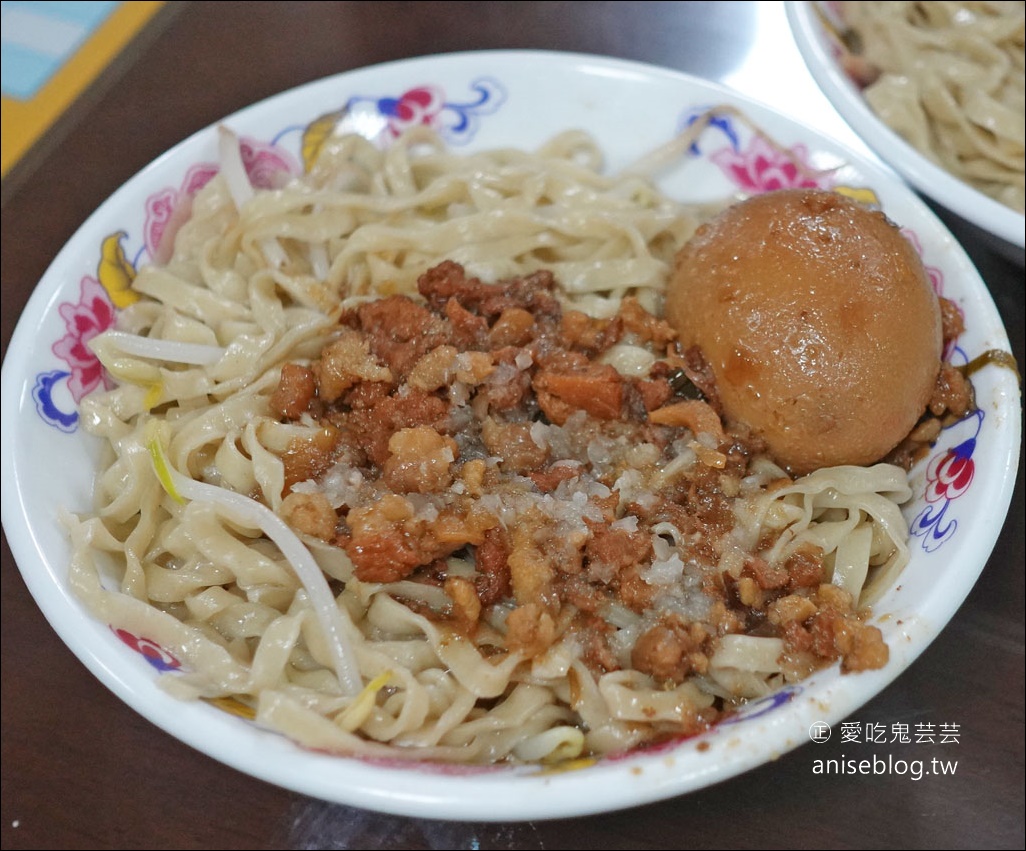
[0,51,1018,820]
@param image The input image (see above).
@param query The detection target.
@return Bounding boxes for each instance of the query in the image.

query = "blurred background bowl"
[785,0,1025,268]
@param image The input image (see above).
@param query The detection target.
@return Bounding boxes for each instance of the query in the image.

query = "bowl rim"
[0,47,1021,821]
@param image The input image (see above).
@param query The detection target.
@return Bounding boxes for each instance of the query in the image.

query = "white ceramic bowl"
[785,1,1025,266]
[0,50,1020,821]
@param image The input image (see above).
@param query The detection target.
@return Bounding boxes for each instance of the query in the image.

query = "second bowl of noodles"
[785,1,1025,265]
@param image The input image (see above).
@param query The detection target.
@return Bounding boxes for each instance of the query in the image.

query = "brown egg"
[665,188,942,475]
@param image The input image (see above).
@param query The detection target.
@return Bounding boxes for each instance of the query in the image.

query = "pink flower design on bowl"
[901,227,946,294]
[383,86,446,136]
[51,275,117,403]
[112,628,181,673]
[709,136,828,193]
[144,139,298,263]
[911,407,982,552]
[144,163,219,261]
[925,442,975,503]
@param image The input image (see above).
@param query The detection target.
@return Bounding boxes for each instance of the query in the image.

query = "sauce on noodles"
[67,127,966,763]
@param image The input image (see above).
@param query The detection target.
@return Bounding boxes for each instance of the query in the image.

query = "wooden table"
[2,3,1023,848]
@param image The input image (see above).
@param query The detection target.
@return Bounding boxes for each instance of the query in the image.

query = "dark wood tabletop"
[2,3,1023,849]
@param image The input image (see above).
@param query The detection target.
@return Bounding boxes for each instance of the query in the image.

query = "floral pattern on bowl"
[3,53,1016,817]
